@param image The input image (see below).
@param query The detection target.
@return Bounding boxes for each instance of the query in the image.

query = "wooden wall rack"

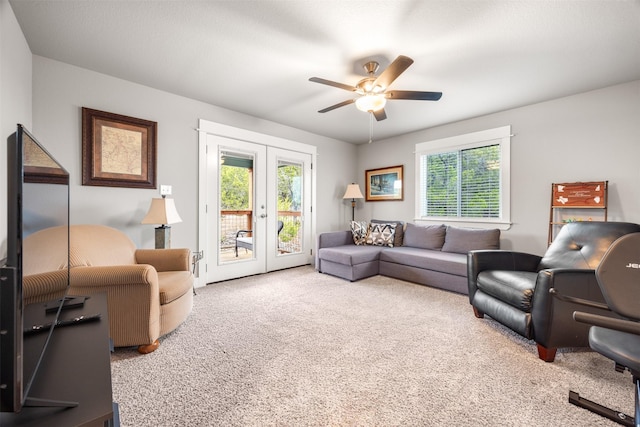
[548,181,608,245]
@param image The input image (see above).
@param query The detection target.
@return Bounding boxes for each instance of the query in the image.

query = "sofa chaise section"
[316,230,383,281]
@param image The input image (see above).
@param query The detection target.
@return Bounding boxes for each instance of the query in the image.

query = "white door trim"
[197,119,317,286]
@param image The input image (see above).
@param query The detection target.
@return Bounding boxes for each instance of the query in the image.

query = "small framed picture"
[365,165,403,201]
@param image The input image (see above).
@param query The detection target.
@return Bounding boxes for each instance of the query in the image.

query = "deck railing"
[219,210,302,254]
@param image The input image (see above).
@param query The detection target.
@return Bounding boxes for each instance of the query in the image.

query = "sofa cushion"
[380,247,468,277]
[365,222,397,247]
[318,245,383,266]
[402,223,446,250]
[350,221,369,245]
[441,226,500,254]
[371,219,404,247]
[476,270,537,312]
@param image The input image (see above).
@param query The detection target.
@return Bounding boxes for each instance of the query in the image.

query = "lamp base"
[351,199,356,222]
[154,225,171,249]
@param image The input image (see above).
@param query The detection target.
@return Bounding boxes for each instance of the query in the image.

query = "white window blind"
[415,126,511,227]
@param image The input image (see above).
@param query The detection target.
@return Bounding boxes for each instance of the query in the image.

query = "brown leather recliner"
[467,221,640,362]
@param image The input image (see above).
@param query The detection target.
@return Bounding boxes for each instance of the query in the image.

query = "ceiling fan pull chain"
[369,112,374,144]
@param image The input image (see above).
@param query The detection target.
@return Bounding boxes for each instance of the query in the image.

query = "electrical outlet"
[160,185,172,196]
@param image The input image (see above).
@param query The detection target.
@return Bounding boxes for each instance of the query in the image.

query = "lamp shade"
[141,197,182,226]
[343,183,364,200]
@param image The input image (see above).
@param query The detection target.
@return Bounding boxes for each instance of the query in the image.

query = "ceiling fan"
[309,55,442,121]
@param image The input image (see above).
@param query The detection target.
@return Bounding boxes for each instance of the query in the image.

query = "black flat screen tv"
[1,124,70,412]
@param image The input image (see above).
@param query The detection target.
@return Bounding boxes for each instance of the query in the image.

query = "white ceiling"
[9,0,640,144]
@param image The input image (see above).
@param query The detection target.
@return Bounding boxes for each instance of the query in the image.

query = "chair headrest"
[540,221,640,270]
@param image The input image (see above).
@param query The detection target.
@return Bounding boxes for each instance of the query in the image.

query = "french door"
[198,120,315,284]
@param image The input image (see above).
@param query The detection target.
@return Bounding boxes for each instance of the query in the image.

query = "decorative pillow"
[350,221,369,245]
[371,219,405,247]
[441,226,500,254]
[365,223,397,247]
[402,223,446,250]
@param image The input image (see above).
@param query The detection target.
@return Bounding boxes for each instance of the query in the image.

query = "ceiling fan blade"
[373,109,387,121]
[386,90,443,101]
[372,55,414,90]
[309,77,357,92]
[318,99,355,113]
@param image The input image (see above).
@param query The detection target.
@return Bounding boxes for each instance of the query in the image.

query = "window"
[415,126,511,228]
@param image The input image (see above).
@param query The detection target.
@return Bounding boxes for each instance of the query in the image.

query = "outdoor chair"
[235,220,284,257]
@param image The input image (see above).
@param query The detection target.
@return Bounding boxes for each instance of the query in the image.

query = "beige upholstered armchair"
[23,224,194,354]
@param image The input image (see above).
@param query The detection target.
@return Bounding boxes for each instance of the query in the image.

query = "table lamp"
[141,196,182,248]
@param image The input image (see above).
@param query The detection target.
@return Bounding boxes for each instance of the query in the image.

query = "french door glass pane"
[277,159,303,255]
[219,151,254,263]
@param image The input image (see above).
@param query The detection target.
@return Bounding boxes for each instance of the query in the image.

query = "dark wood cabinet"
[1,293,118,426]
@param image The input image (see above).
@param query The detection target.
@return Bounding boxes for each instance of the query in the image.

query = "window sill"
[414,218,512,231]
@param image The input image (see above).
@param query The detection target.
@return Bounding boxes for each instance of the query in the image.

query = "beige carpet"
[110,266,633,426]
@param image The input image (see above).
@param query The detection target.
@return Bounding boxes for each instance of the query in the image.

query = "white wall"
[356,80,640,255]
[0,0,32,259]
[31,56,356,252]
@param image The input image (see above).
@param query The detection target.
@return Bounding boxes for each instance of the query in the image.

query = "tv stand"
[1,293,119,426]
[23,396,78,408]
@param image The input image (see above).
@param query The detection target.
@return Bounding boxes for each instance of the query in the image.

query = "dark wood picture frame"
[365,165,404,201]
[82,107,157,188]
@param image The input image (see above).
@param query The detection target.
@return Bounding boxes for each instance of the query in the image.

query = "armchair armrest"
[532,268,611,349]
[467,250,542,302]
[23,269,69,305]
[70,264,159,289]
[317,230,353,249]
[316,230,354,270]
[68,265,161,347]
[549,282,640,337]
[533,268,605,309]
[468,250,542,274]
[136,248,191,272]
[235,229,252,238]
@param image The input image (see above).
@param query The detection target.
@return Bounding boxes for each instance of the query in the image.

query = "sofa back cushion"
[68,224,138,267]
[22,224,138,275]
[441,226,500,254]
[402,223,446,250]
[371,219,404,247]
[23,225,70,275]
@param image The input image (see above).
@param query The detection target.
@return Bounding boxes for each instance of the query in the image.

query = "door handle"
[260,214,267,218]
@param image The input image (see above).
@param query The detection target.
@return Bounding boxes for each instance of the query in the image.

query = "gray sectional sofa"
[316,222,500,294]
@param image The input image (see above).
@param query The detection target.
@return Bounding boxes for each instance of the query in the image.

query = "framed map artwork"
[82,107,157,188]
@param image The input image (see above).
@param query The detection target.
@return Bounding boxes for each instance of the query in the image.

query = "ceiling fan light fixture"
[355,93,387,112]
